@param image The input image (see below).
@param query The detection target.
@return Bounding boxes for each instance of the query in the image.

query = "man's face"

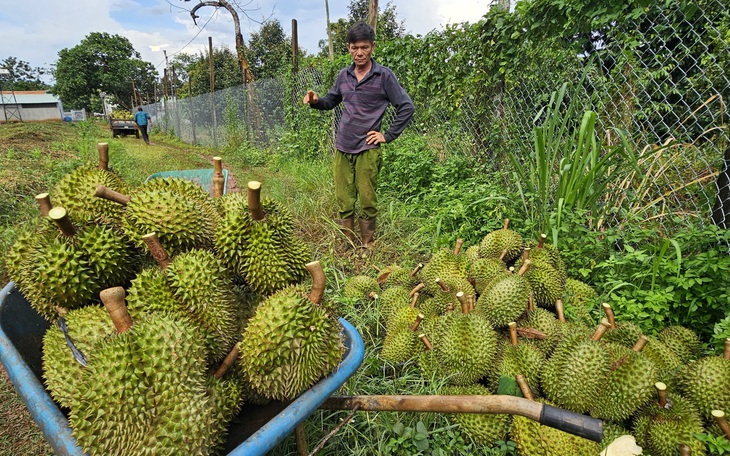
[348,40,375,67]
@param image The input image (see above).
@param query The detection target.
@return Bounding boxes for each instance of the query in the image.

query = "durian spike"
[457,292,469,314]
[517,259,531,277]
[678,444,691,456]
[94,184,131,206]
[213,344,240,379]
[305,261,326,304]
[411,314,425,332]
[410,292,419,308]
[503,218,510,230]
[508,322,518,346]
[527,291,534,311]
[35,193,51,217]
[141,232,171,269]
[435,278,449,292]
[100,286,133,333]
[97,142,109,171]
[409,283,425,297]
[213,156,224,178]
[410,263,424,278]
[499,249,508,262]
[516,327,547,339]
[602,303,616,329]
[712,410,730,439]
[247,181,264,221]
[632,335,649,352]
[515,374,533,401]
[368,291,379,300]
[454,238,464,256]
[591,318,612,341]
[419,333,432,350]
[655,382,668,408]
[48,207,76,237]
[555,299,566,323]
[538,233,547,249]
[724,339,730,360]
[521,248,531,262]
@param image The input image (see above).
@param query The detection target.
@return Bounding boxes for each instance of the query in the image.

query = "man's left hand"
[366,131,386,145]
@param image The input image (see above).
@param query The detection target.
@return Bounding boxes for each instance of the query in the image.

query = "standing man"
[134,107,152,145]
[303,22,414,250]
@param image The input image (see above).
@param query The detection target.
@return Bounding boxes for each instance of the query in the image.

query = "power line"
[155,7,220,69]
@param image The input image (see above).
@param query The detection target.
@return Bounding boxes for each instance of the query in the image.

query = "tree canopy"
[52,32,157,112]
[0,57,50,91]
[247,20,292,80]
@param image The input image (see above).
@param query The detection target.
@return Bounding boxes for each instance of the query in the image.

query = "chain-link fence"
[145,1,730,233]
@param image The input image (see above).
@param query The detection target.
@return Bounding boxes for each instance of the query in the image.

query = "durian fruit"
[475,260,531,328]
[126,234,240,363]
[477,219,523,263]
[440,383,511,445]
[518,308,564,356]
[641,336,684,389]
[540,319,612,413]
[525,234,567,284]
[658,325,703,363]
[215,181,308,295]
[589,336,658,421]
[632,382,707,456]
[42,306,117,409]
[562,278,598,327]
[468,257,509,294]
[514,251,565,309]
[676,340,730,420]
[377,285,413,324]
[238,261,345,401]
[376,263,420,290]
[381,310,424,364]
[488,323,545,397]
[464,244,481,264]
[431,276,476,315]
[95,176,219,256]
[432,302,498,385]
[50,144,129,226]
[342,275,380,301]
[419,240,469,293]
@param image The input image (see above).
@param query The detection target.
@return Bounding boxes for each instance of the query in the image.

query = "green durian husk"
[676,355,730,420]
[474,274,530,328]
[632,392,707,456]
[658,325,703,363]
[342,275,380,300]
[478,228,523,263]
[433,311,498,385]
[440,383,512,445]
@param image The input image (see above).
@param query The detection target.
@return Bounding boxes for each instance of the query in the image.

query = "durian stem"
[555,299,566,323]
[55,306,69,317]
[515,374,533,401]
[410,263,424,278]
[527,292,534,311]
[411,314,424,332]
[306,261,326,304]
[454,238,464,256]
[517,260,531,277]
[419,334,432,350]
[724,339,730,360]
[678,444,691,456]
[213,175,225,198]
[499,249,508,262]
[142,232,171,269]
[712,410,730,439]
[213,156,224,177]
[295,423,308,456]
[409,283,425,297]
[522,248,531,262]
[372,264,382,273]
[97,143,109,171]
[469,294,476,312]
[503,218,510,230]
[213,345,240,379]
[632,335,649,352]
[509,322,518,346]
[35,193,51,217]
[48,207,76,237]
[247,181,265,220]
[100,287,133,333]
[94,184,131,206]
[538,234,547,249]
[591,318,612,341]
[516,327,547,340]
[602,303,616,329]
[368,291,379,300]
[435,278,449,292]
[655,382,668,408]
[410,292,419,308]
[457,292,469,314]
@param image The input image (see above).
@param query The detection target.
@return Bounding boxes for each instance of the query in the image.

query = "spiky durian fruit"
[381,310,422,365]
[518,308,564,356]
[342,275,380,301]
[468,257,508,294]
[488,330,545,397]
[377,264,419,290]
[641,336,684,389]
[589,341,658,421]
[477,219,523,263]
[239,269,344,401]
[676,348,730,420]
[632,384,706,456]
[658,325,703,363]
[602,320,644,347]
[464,244,481,263]
[51,162,129,226]
[42,306,117,409]
[474,262,531,328]
[524,235,567,284]
[540,323,611,413]
[431,275,476,315]
[440,384,511,445]
[432,310,498,385]
[205,368,247,452]
[419,244,469,293]
[514,256,565,308]
[377,285,412,324]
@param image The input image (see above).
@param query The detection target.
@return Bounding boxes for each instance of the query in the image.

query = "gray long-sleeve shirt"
[310,59,414,154]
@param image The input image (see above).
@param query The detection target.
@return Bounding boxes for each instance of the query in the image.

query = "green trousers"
[334,148,382,220]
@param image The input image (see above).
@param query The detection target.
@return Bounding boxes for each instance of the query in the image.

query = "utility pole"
[209,36,218,148]
[171,63,182,138]
[325,0,334,61]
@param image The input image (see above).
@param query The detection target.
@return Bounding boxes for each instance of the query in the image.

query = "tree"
[173,46,243,98]
[247,20,292,80]
[318,0,406,56]
[0,57,49,91]
[52,32,157,112]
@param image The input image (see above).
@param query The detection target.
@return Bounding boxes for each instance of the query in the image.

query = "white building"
[0,91,64,122]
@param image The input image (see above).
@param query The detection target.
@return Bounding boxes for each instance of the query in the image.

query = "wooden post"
[291,19,299,74]
[209,36,218,148]
[324,2,334,61]
[188,77,197,145]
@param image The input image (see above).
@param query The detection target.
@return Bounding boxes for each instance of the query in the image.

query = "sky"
[0,0,495,83]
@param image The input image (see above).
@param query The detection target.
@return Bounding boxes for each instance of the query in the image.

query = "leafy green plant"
[695,432,730,455]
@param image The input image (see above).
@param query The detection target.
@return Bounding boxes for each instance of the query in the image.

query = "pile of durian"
[6,149,345,455]
[343,219,730,455]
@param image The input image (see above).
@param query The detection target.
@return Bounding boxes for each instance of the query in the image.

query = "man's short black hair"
[137,107,143,111]
[347,22,375,44]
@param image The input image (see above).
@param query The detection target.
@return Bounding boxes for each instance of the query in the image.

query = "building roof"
[0,91,61,105]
